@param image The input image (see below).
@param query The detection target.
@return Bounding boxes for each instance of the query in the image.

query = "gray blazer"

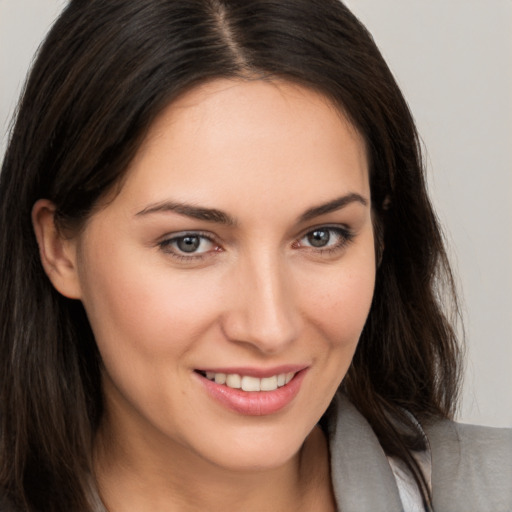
[327,393,512,512]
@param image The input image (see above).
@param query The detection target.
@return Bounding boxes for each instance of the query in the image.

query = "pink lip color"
[196,368,308,416]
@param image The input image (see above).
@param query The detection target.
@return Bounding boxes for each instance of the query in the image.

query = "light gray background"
[1,0,511,427]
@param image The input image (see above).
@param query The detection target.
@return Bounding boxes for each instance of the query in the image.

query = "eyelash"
[158,226,355,262]
[294,226,355,255]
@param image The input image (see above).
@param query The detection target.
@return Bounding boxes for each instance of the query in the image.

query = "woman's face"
[71,79,375,471]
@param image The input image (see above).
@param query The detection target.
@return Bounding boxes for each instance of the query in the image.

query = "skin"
[33,79,376,511]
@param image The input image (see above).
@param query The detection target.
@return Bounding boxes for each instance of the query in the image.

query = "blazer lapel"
[325,393,404,512]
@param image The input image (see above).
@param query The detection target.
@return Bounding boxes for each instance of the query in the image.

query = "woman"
[0,1,510,511]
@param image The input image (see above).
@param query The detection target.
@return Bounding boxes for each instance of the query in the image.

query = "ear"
[31,199,82,299]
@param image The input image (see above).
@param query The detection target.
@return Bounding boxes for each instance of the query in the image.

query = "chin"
[186,422,313,473]
[206,444,300,473]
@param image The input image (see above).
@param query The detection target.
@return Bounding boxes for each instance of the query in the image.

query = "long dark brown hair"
[0,1,462,510]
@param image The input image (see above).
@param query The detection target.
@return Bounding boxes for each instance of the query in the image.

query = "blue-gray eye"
[298,227,354,251]
[177,235,201,253]
[306,229,331,247]
[160,233,216,256]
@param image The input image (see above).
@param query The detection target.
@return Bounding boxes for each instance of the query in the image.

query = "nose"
[221,252,301,354]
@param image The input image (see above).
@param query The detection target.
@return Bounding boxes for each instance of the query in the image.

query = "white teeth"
[214,373,226,384]
[226,373,241,389]
[241,376,261,392]
[260,376,278,391]
[203,371,296,391]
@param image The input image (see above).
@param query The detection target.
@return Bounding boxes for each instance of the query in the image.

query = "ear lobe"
[31,199,82,299]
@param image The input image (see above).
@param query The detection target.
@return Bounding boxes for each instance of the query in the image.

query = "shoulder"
[424,419,512,512]
[326,393,512,511]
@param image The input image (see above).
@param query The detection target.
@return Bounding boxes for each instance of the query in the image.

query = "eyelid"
[296,223,352,240]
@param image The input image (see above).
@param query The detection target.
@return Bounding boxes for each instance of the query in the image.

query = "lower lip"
[197,370,307,416]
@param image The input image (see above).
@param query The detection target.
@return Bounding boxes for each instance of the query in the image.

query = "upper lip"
[195,364,308,378]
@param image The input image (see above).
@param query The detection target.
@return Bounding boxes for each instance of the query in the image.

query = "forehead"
[116,79,369,218]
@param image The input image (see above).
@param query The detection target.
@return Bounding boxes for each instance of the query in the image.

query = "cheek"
[299,253,376,349]
[77,246,225,422]
[81,262,219,357]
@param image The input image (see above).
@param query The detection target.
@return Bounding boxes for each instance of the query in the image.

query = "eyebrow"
[136,201,237,226]
[135,192,368,225]
[299,193,368,222]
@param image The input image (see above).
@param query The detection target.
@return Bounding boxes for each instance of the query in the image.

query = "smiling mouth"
[196,371,296,392]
